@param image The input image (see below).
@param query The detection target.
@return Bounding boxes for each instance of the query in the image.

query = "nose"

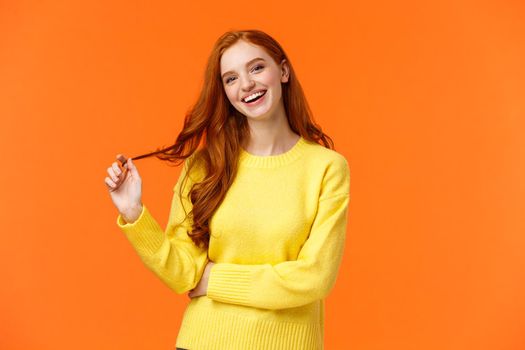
[240,74,255,92]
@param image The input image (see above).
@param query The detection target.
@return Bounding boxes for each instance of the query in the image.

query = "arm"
[116,155,209,294]
[206,156,351,310]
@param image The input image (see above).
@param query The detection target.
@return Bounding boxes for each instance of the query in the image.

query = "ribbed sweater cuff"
[116,204,164,256]
[207,263,253,305]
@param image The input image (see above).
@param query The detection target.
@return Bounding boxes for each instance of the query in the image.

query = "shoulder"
[184,150,207,177]
[174,150,208,192]
[302,139,349,174]
[302,139,350,199]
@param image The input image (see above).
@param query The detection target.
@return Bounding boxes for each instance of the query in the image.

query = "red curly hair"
[128,29,335,250]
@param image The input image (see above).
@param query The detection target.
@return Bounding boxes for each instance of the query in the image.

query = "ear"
[280,59,290,83]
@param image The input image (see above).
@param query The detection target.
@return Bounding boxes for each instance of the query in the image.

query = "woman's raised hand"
[105,154,143,223]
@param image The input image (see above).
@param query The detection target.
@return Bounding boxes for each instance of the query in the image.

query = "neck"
[242,100,300,156]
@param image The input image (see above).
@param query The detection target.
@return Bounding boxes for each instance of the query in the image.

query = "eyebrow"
[221,57,266,79]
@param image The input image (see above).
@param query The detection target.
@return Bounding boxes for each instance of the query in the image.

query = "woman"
[104,29,350,350]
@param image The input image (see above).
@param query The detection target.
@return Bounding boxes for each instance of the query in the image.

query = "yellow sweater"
[116,136,351,350]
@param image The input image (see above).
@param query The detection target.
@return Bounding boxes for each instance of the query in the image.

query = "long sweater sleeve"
[206,157,350,310]
[116,155,209,294]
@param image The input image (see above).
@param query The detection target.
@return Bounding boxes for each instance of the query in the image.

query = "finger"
[128,158,139,177]
[113,160,125,174]
[112,161,123,176]
[105,177,117,189]
[107,167,119,183]
[117,154,128,168]
[111,163,123,182]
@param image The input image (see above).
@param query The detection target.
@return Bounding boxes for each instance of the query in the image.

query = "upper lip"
[241,89,267,102]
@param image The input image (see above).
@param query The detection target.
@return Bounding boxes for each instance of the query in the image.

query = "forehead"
[220,40,272,73]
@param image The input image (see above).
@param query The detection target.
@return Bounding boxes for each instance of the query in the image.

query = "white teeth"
[243,90,265,102]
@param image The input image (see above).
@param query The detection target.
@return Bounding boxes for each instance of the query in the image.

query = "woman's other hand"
[188,261,216,299]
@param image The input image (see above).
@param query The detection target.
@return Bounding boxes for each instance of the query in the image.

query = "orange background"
[1,0,524,349]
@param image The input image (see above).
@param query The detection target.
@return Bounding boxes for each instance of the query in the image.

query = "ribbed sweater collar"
[239,136,307,168]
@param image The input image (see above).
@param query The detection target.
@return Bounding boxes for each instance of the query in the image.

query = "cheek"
[261,69,280,86]
[224,87,237,103]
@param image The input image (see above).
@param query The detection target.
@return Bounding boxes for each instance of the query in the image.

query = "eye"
[224,65,264,84]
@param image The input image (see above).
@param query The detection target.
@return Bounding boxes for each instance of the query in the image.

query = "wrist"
[122,203,143,223]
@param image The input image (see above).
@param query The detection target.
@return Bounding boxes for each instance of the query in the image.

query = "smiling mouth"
[242,90,267,103]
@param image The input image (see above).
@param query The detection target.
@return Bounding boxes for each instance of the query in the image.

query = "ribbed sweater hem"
[175,304,323,350]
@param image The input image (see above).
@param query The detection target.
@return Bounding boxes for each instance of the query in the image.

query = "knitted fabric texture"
[116,136,351,350]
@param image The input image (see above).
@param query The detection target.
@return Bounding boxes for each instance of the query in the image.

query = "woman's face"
[220,40,289,120]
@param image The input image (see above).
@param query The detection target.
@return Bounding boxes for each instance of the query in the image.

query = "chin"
[243,108,272,120]
[239,101,275,119]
